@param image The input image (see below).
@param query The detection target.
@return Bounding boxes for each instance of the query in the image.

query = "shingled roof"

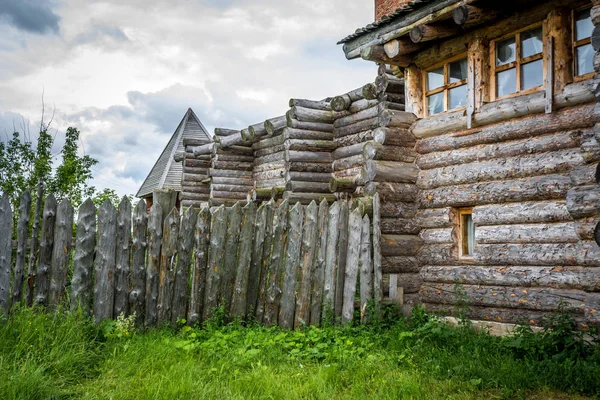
[136,108,212,198]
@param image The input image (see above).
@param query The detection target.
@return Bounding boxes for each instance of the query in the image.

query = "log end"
[331,95,351,112]
[409,26,424,43]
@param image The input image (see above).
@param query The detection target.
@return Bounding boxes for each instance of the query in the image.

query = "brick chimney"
[375,0,412,21]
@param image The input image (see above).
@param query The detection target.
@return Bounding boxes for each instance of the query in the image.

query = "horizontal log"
[452,5,500,27]
[285,151,332,163]
[331,86,365,112]
[253,168,286,181]
[419,228,454,244]
[253,134,285,150]
[333,166,362,179]
[214,154,254,163]
[372,127,416,146]
[376,74,404,95]
[362,182,418,202]
[363,142,417,163]
[181,200,206,208]
[419,174,571,208]
[212,176,253,186]
[474,242,600,266]
[209,169,252,178]
[255,151,286,165]
[418,149,585,190]
[181,186,211,195]
[348,98,380,114]
[418,243,457,265]
[380,202,419,219]
[283,127,333,141]
[380,218,420,235]
[361,45,412,66]
[332,141,366,160]
[383,38,423,58]
[475,222,580,244]
[285,181,330,193]
[288,162,332,173]
[379,110,417,128]
[248,121,267,139]
[212,161,253,171]
[217,132,246,148]
[333,117,380,137]
[362,83,378,100]
[417,130,583,170]
[287,119,334,132]
[255,178,287,188]
[421,265,600,292]
[288,106,343,124]
[328,177,357,193]
[210,190,248,200]
[289,98,331,111]
[184,173,209,182]
[333,154,363,171]
[567,185,600,219]
[174,151,185,162]
[253,160,286,173]
[416,208,455,228]
[382,256,420,274]
[255,145,285,158]
[181,192,210,201]
[183,138,209,147]
[214,128,239,137]
[359,160,419,184]
[409,23,460,43]
[282,192,336,204]
[211,184,253,193]
[185,166,209,175]
[265,116,287,137]
[285,139,336,151]
[381,234,423,256]
[193,143,217,157]
[570,163,599,186]
[287,171,332,183]
[575,217,600,241]
[334,103,383,128]
[217,145,254,155]
[394,273,423,294]
[413,80,598,139]
[472,201,573,226]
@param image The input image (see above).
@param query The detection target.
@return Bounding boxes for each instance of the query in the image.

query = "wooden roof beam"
[453,5,500,28]
[361,45,412,67]
[409,23,461,43]
[383,38,423,58]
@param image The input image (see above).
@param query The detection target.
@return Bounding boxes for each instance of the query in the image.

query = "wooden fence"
[0,191,383,328]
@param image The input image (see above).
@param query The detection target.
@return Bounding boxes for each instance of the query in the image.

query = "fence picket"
[310,199,329,326]
[295,201,318,328]
[188,207,210,325]
[12,190,31,306]
[145,203,163,327]
[204,205,227,320]
[26,181,44,306]
[94,200,117,324]
[71,198,96,314]
[222,202,242,313]
[335,200,349,319]
[360,214,373,323]
[114,197,132,317]
[35,194,57,307]
[372,194,383,303]
[231,202,256,318]
[342,207,363,324]
[157,208,179,324]
[256,199,275,322]
[279,202,303,329]
[172,207,196,323]
[264,199,289,327]
[0,194,13,316]
[130,200,148,322]
[323,201,340,317]
[247,201,267,317]
[49,199,74,309]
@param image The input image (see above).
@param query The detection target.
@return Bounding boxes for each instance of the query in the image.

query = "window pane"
[521,27,543,58]
[461,213,475,256]
[521,59,543,90]
[427,67,444,91]
[576,8,593,41]
[449,58,468,83]
[449,84,467,110]
[496,36,516,66]
[427,92,444,116]
[497,68,516,97]
[576,44,594,76]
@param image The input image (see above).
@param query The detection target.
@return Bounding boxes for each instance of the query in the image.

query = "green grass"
[0,306,598,399]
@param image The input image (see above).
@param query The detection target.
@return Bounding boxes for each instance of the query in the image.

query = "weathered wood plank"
[359,214,373,323]
[310,200,329,326]
[231,202,256,319]
[94,200,117,324]
[35,194,57,307]
[264,200,289,327]
[48,199,74,309]
[145,203,163,327]
[295,201,318,328]
[372,194,383,303]
[171,207,196,324]
[280,203,304,329]
[342,207,363,324]
[157,208,180,324]
[335,201,349,319]
[188,207,210,325]
[129,200,147,322]
[323,201,340,318]
[221,203,242,313]
[71,199,96,315]
[114,197,132,317]
[26,181,44,306]
[246,202,267,317]
[0,194,13,316]
[204,205,227,320]
[12,190,31,306]
[256,200,275,322]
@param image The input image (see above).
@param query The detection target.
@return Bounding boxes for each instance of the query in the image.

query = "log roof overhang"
[338,0,462,60]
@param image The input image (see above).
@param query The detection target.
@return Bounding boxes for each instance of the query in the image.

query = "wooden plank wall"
[0,192,385,328]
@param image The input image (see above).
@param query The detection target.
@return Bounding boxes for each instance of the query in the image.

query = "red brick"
[375,0,412,21]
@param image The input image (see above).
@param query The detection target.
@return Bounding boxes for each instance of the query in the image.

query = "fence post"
[71,198,96,314]
[0,193,13,316]
[94,200,117,324]
[335,200,349,319]
[256,199,275,322]
[204,205,227,320]
[26,180,44,306]
[310,199,329,326]
[247,201,268,318]
[172,206,196,324]
[323,201,340,319]
[372,194,383,303]
[145,203,163,327]
[35,194,57,307]
[231,202,256,319]
[264,199,289,327]
[222,202,242,314]
[12,190,31,307]
[295,201,318,328]
[130,199,148,322]
[49,199,74,309]
[279,202,303,329]
[114,197,132,318]
[360,214,373,323]
[157,207,179,325]
[342,207,363,324]
[188,207,210,326]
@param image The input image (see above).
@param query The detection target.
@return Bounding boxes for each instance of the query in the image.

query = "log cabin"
[152,0,600,328]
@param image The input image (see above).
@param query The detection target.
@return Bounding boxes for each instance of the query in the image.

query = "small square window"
[574,8,595,79]
[458,209,475,258]
[423,56,468,116]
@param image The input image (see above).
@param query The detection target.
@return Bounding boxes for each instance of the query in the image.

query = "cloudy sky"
[0,0,375,197]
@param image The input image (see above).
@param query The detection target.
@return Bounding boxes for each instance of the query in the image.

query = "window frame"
[457,208,475,260]
[422,53,468,117]
[490,22,546,101]
[572,6,596,82]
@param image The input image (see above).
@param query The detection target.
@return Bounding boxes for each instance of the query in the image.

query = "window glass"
[521,27,543,58]
[576,8,594,41]
[427,67,444,90]
[497,68,516,97]
[521,59,543,90]
[449,58,468,83]
[449,85,467,110]
[461,212,475,257]
[576,44,594,76]
[496,37,516,66]
[427,92,444,116]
